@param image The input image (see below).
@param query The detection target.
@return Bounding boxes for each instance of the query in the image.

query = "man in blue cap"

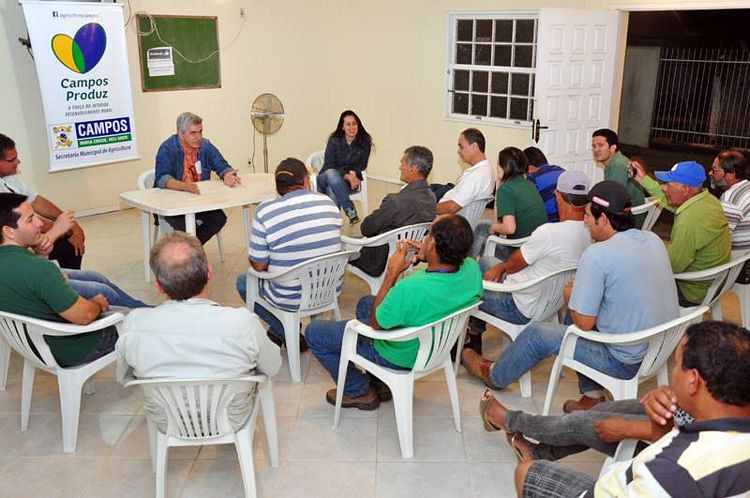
[633,160,731,305]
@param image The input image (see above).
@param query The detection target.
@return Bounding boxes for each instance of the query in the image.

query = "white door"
[534,8,624,182]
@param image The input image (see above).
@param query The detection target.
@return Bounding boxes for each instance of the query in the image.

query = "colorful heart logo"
[51,23,107,74]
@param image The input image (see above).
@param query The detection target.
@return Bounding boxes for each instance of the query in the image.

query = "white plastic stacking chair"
[0,310,125,453]
[674,251,750,320]
[333,302,480,458]
[307,150,370,215]
[541,305,708,415]
[137,169,225,260]
[124,376,278,498]
[460,267,577,397]
[631,197,663,231]
[457,196,494,230]
[731,249,750,328]
[341,222,431,294]
[482,234,531,258]
[245,250,359,382]
[0,337,10,390]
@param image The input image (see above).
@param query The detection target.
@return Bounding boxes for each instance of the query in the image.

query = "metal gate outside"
[650,47,750,151]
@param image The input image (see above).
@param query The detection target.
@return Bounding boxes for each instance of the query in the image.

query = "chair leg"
[332,300,342,321]
[216,231,225,262]
[734,283,750,328]
[519,372,532,398]
[542,358,564,415]
[0,339,10,391]
[443,364,461,433]
[21,360,36,432]
[656,364,669,387]
[258,381,279,468]
[146,418,158,473]
[155,433,168,498]
[391,378,415,459]
[333,332,358,429]
[234,426,259,498]
[83,378,96,395]
[453,328,468,374]
[58,373,85,453]
[282,314,302,382]
[710,300,723,322]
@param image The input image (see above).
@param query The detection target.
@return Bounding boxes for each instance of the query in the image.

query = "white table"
[120,174,276,281]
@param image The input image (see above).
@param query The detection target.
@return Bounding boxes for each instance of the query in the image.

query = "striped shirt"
[250,189,341,310]
[720,179,750,250]
[588,417,750,497]
[527,164,565,223]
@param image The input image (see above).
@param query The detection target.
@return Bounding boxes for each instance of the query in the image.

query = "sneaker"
[345,208,360,225]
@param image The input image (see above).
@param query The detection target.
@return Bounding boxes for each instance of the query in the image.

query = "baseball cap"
[556,170,591,196]
[654,161,706,187]
[587,180,632,212]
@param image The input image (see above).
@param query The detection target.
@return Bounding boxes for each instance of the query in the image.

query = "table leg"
[242,205,251,255]
[140,211,152,282]
[184,213,197,235]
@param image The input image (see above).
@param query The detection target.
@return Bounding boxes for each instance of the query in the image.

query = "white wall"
[3,0,747,212]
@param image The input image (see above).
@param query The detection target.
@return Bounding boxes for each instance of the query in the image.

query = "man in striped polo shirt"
[514,320,750,498]
[236,157,341,349]
[710,150,750,250]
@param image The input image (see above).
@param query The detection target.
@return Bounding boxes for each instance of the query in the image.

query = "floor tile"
[376,462,472,498]
[287,416,377,462]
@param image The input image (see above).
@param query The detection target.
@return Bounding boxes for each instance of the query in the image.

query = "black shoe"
[267,331,309,352]
[345,208,360,225]
[465,330,483,355]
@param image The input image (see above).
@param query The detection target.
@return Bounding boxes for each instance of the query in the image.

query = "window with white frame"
[446,13,538,126]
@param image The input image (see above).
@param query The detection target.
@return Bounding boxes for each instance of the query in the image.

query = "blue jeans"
[469,256,529,333]
[317,168,355,211]
[305,295,404,397]
[235,273,285,340]
[470,222,513,260]
[63,269,148,308]
[489,322,641,395]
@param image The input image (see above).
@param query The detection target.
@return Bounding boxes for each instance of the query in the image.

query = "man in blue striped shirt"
[236,157,341,349]
[524,146,565,223]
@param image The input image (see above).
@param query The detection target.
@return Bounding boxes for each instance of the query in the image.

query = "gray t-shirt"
[569,229,680,364]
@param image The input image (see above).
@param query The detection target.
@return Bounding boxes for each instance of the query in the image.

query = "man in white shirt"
[463,171,593,354]
[116,231,281,428]
[435,128,496,215]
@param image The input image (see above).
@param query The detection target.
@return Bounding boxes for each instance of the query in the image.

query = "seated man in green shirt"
[306,214,483,410]
[0,193,117,368]
[632,160,731,305]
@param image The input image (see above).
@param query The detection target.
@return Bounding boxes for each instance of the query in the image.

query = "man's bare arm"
[58,295,108,325]
[436,200,461,215]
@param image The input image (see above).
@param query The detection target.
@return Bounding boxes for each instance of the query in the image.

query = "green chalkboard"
[136,14,221,92]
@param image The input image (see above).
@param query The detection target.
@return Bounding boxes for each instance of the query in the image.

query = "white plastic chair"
[482,234,531,258]
[541,305,708,415]
[0,310,125,453]
[307,150,369,215]
[137,170,225,260]
[631,197,663,231]
[333,302,480,459]
[457,196,494,230]
[245,250,359,382]
[674,250,750,320]
[460,267,577,397]
[341,223,431,294]
[124,375,278,498]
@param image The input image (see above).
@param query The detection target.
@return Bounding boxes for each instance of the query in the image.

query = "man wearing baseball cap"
[633,160,731,305]
[464,180,680,413]
[462,170,594,357]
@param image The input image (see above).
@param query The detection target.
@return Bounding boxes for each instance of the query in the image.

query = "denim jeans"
[235,273,285,340]
[164,209,227,245]
[468,255,529,334]
[505,399,647,460]
[470,221,513,260]
[317,168,355,212]
[305,295,404,397]
[63,269,148,308]
[489,322,641,395]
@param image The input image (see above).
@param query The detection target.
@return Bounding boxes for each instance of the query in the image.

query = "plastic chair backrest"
[125,376,263,441]
[636,306,705,379]
[137,170,155,190]
[458,197,493,230]
[307,150,325,172]
[411,303,480,373]
[384,223,431,258]
[0,313,58,369]
[525,268,577,322]
[677,251,750,307]
[631,198,663,231]
[275,250,358,312]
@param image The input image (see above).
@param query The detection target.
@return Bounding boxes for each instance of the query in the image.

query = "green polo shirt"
[373,258,482,368]
[605,151,647,226]
[640,176,731,304]
[0,246,106,367]
[496,176,548,239]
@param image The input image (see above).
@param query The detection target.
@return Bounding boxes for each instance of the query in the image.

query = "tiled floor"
[0,179,742,497]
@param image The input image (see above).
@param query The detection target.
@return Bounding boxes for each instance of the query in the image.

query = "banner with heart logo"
[21,1,138,172]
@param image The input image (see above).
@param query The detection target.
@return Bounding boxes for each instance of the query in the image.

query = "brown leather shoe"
[325,386,380,411]
[562,395,605,413]
[461,349,500,389]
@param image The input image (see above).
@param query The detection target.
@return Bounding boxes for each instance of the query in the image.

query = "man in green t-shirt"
[0,193,117,368]
[306,214,483,410]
